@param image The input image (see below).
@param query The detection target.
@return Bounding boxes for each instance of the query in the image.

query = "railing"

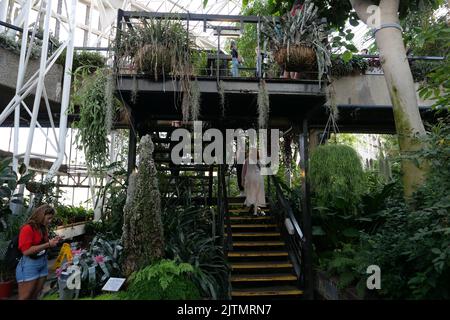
[217,164,232,252]
[268,175,305,284]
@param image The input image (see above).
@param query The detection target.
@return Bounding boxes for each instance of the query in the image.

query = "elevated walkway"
[0,46,63,127]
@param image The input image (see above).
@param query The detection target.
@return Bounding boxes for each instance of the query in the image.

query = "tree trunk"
[350,0,428,198]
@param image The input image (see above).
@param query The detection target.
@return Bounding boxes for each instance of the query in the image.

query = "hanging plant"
[70,67,121,171]
[257,80,270,129]
[116,17,199,121]
[261,0,331,84]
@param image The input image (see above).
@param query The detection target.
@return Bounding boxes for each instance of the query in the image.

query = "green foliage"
[317,120,450,299]
[162,205,229,299]
[54,237,123,297]
[309,144,365,211]
[330,55,368,78]
[320,243,366,294]
[52,205,94,226]
[261,0,331,82]
[403,11,449,111]
[0,159,34,231]
[0,33,48,59]
[236,0,273,70]
[87,163,127,240]
[239,0,444,29]
[57,49,105,73]
[122,260,200,300]
[70,68,120,171]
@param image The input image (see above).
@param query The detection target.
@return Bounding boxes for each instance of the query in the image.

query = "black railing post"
[300,120,313,299]
[127,117,137,179]
[114,9,124,75]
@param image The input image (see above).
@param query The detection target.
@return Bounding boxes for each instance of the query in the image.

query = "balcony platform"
[116,75,327,129]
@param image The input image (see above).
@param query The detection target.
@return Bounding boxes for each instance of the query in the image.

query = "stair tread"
[232,241,284,246]
[231,262,293,269]
[228,251,289,257]
[226,232,281,237]
[231,274,297,282]
[230,224,277,228]
[229,216,272,220]
[231,286,303,296]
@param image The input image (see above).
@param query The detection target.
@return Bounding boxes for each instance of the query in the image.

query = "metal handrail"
[268,175,304,281]
[270,175,305,240]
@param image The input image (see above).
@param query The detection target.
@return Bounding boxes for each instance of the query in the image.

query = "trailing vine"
[70,67,121,171]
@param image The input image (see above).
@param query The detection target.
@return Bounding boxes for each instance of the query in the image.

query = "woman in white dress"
[241,149,266,216]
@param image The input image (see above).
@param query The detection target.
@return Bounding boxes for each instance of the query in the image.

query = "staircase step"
[231,274,297,282]
[226,232,281,237]
[231,262,292,270]
[229,208,270,213]
[228,251,289,258]
[231,286,303,297]
[232,241,284,247]
[230,224,277,228]
[229,216,272,221]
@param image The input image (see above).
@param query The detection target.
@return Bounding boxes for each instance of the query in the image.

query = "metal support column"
[300,119,313,299]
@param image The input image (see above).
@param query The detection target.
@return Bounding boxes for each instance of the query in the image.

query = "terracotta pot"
[0,280,14,299]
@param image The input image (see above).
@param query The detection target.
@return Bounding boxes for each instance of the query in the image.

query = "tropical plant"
[261,0,331,82]
[1,159,34,231]
[51,236,123,298]
[51,205,94,226]
[162,205,229,299]
[121,260,200,300]
[115,17,200,122]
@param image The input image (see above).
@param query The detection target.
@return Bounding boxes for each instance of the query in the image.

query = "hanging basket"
[134,44,172,77]
[274,45,316,72]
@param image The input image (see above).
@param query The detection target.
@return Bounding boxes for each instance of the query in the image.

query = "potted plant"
[0,251,14,299]
[261,0,331,81]
[116,18,193,80]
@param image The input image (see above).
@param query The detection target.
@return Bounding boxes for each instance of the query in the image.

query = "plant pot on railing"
[0,280,14,299]
[274,45,316,72]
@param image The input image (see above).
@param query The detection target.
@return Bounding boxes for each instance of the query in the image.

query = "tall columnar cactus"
[122,135,164,277]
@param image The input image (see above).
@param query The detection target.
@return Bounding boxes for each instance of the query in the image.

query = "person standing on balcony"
[230,40,241,77]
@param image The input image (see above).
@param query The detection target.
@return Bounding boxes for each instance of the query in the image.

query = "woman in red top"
[16,204,62,300]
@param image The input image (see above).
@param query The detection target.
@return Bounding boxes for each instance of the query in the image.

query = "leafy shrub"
[331,55,369,78]
[162,205,229,299]
[310,144,365,211]
[121,260,200,300]
[52,205,93,226]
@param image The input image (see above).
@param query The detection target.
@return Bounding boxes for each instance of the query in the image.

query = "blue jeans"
[16,255,48,283]
[231,58,239,77]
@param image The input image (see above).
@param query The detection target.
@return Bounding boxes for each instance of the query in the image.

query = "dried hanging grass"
[257,80,270,129]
